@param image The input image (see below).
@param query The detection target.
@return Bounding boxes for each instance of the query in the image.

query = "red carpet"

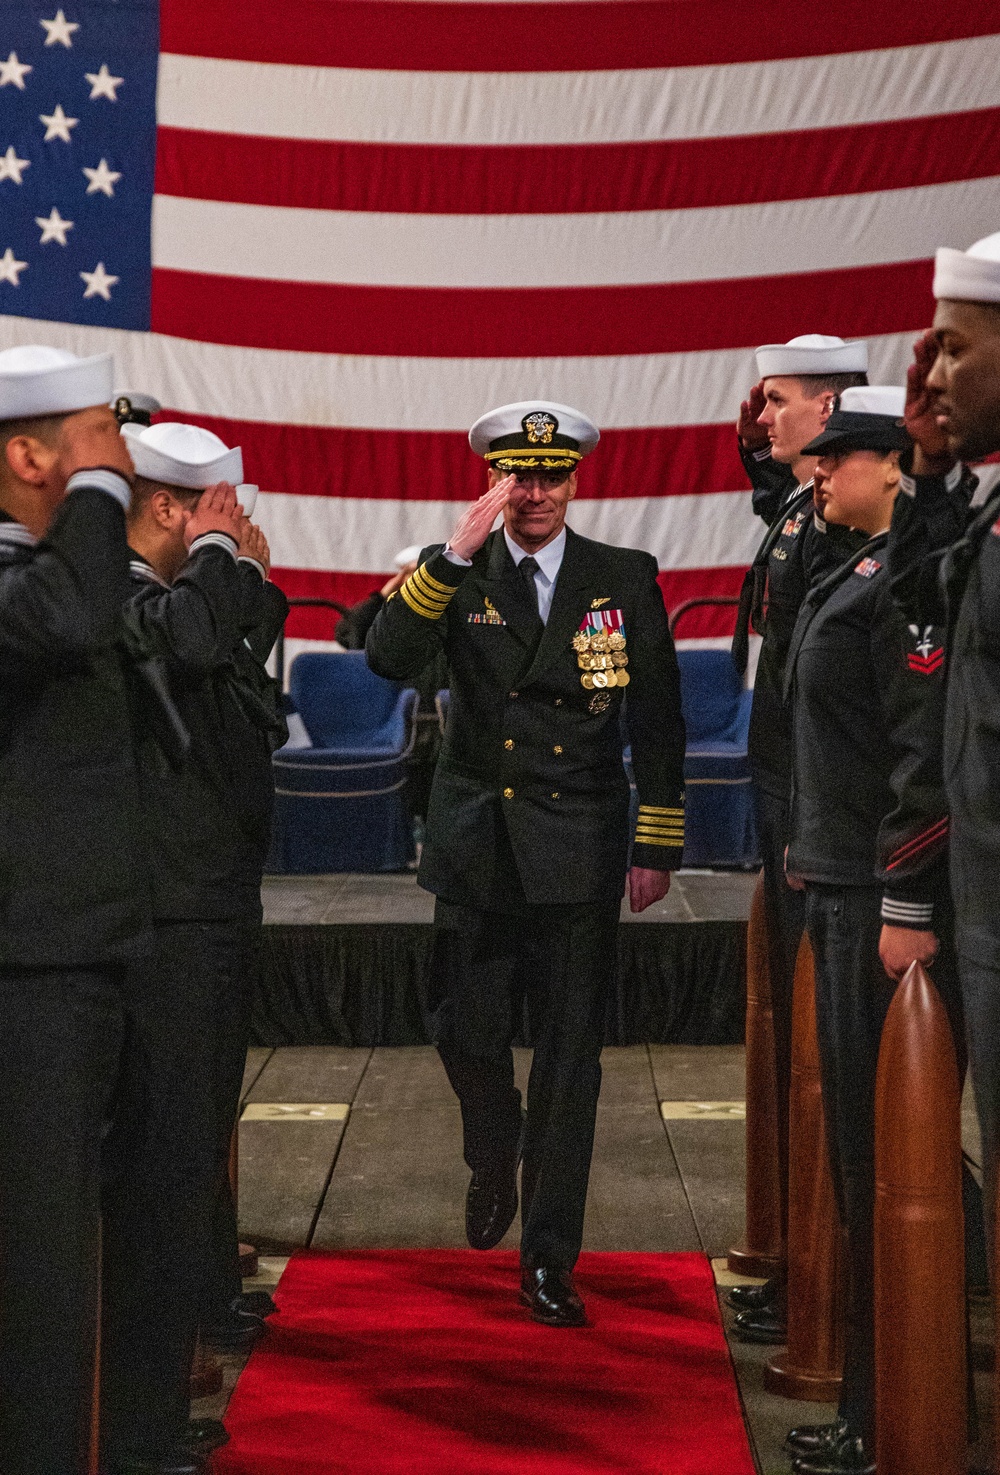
[213,1250,756,1475]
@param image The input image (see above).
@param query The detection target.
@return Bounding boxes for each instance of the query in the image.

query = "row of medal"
[572,627,630,690]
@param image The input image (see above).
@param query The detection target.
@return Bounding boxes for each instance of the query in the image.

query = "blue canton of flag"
[0,1,157,329]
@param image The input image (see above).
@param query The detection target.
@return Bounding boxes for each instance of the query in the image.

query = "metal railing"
[273,596,351,689]
[669,595,741,638]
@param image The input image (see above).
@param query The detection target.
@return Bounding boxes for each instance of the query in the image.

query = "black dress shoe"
[201,1291,274,1351]
[732,1306,787,1345]
[726,1275,783,1313]
[791,1431,874,1474]
[785,1419,849,1456]
[466,1134,522,1251]
[520,1266,587,1327]
[186,1418,230,1453]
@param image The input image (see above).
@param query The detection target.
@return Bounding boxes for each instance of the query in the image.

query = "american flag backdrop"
[2,1,999,666]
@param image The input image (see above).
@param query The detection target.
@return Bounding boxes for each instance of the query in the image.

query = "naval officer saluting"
[367,402,686,1326]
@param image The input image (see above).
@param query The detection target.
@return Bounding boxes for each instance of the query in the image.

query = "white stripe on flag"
[157,36,1000,146]
[152,179,1000,290]
[253,489,763,575]
[0,314,922,430]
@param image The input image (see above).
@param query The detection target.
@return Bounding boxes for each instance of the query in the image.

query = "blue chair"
[675,649,759,868]
[267,652,419,873]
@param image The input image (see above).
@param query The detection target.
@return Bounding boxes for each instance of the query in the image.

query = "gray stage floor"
[261,867,759,927]
[209,1040,992,1475]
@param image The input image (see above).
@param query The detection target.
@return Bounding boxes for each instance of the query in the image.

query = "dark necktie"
[518,556,541,620]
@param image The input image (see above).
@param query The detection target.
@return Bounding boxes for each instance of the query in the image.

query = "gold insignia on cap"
[523,411,557,445]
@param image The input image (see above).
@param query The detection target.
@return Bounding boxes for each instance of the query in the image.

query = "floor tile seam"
[240,1048,275,1104]
[303,1046,375,1247]
[643,1046,705,1253]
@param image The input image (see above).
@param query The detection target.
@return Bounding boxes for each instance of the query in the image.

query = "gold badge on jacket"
[573,608,629,692]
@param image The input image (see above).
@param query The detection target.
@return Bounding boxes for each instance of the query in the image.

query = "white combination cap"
[122,421,243,490]
[933,231,1000,305]
[754,334,869,380]
[0,345,115,422]
[394,545,422,567]
[469,400,600,469]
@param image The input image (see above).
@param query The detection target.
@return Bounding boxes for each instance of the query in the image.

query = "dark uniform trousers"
[433,892,620,1270]
[0,968,125,1475]
[99,919,259,1461]
[807,883,963,1444]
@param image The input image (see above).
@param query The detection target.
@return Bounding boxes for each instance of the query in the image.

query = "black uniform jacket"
[887,458,1000,963]
[785,531,950,926]
[126,547,287,923]
[734,442,864,799]
[0,487,151,969]
[366,527,686,909]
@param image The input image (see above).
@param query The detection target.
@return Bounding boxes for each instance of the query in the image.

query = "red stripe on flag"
[273,564,749,641]
[156,111,1000,216]
[272,569,388,640]
[658,566,747,638]
[151,260,935,359]
[160,0,999,72]
[157,412,753,503]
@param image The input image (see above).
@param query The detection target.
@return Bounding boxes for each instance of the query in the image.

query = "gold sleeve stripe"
[400,580,448,620]
[633,834,684,847]
[635,819,685,832]
[412,563,459,597]
[411,568,454,601]
[636,829,684,841]
[638,805,685,817]
[409,573,452,606]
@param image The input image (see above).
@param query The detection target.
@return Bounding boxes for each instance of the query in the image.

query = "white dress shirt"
[503,527,565,624]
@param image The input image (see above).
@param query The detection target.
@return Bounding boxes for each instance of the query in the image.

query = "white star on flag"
[85,64,123,102]
[0,248,29,286]
[0,146,31,185]
[0,52,33,89]
[40,10,80,47]
[80,262,118,300]
[35,208,74,245]
[40,104,79,143]
[82,158,121,197]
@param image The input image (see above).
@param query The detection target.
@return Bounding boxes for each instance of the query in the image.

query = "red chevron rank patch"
[907,624,944,675]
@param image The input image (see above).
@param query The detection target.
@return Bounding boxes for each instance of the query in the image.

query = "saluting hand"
[447,476,514,561]
[183,481,244,548]
[906,331,953,475]
[238,520,271,575]
[736,381,769,451]
[60,408,135,483]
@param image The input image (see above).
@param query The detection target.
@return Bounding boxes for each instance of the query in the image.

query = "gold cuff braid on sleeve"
[399,562,458,621]
[635,802,685,847]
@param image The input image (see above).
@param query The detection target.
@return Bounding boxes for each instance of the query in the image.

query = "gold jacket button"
[503,787,515,799]
[509,690,519,699]
[553,745,563,755]
[554,698,563,706]
[504,738,514,750]
[551,791,560,799]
